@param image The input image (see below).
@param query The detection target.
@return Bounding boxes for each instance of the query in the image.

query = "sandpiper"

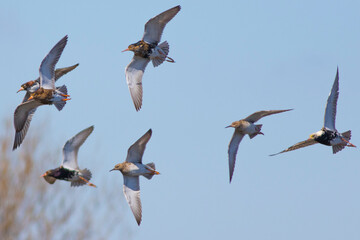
[42,126,96,187]
[227,109,292,182]
[271,68,356,156]
[17,63,79,103]
[123,5,181,111]
[110,129,159,225]
[13,35,71,150]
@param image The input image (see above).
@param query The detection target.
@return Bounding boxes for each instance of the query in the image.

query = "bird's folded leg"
[166,56,175,63]
[341,138,356,147]
[79,176,97,187]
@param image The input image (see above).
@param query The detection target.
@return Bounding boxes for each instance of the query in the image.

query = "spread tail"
[333,131,353,154]
[341,130,351,141]
[144,162,159,179]
[151,41,170,67]
[249,124,263,139]
[54,101,66,111]
[54,85,68,111]
[71,168,93,187]
[340,130,356,148]
[332,144,346,154]
[56,85,68,95]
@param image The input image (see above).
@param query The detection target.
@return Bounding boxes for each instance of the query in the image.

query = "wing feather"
[125,56,150,111]
[54,63,79,81]
[39,35,68,90]
[228,130,244,182]
[13,100,42,150]
[126,129,152,163]
[62,126,94,170]
[323,68,339,130]
[244,109,292,123]
[142,5,181,44]
[270,138,318,156]
[123,176,142,225]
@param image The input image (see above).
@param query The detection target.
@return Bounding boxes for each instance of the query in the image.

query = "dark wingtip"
[269,152,280,157]
[12,138,19,151]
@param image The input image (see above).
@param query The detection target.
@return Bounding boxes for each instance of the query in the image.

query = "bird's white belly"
[241,122,256,135]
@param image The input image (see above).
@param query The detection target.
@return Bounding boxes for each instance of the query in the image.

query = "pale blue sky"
[1,0,360,239]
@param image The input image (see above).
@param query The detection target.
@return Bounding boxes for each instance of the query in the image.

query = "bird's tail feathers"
[341,130,351,141]
[158,41,169,56]
[56,85,68,95]
[71,168,92,187]
[53,85,68,111]
[144,162,158,180]
[332,144,346,154]
[80,168,92,181]
[54,101,66,111]
[151,41,170,67]
[249,124,263,139]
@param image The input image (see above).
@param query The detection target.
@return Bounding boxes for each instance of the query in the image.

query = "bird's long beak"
[225,125,231,128]
[109,168,116,172]
[17,87,24,93]
[28,95,34,100]
[121,48,129,52]
[41,172,48,177]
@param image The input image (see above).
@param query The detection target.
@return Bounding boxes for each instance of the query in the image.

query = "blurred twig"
[0,119,131,240]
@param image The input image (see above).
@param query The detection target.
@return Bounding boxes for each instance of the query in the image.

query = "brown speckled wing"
[244,109,292,123]
[142,5,181,44]
[270,138,318,156]
[125,56,150,111]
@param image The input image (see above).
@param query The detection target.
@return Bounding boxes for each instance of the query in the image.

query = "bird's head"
[110,163,126,172]
[309,130,323,139]
[122,41,143,53]
[41,169,58,184]
[225,121,239,128]
[17,81,35,93]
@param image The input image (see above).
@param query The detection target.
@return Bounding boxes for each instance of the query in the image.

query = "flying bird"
[122,5,181,111]
[42,126,96,187]
[13,35,71,150]
[110,129,159,225]
[17,63,79,103]
[271,68,356,156]
[226,109,292,182]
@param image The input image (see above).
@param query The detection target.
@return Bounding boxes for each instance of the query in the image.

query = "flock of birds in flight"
[11,5,356,225]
